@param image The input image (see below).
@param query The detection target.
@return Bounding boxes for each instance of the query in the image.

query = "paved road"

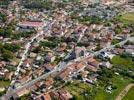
[115,83,134,100]
[93,37,134,56]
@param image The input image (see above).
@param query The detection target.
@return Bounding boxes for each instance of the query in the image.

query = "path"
[115,83,134,100]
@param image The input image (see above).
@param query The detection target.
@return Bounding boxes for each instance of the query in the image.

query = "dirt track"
[115,83,134,100]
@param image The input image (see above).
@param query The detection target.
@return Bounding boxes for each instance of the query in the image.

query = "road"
[93,37,134,56]
[2,36,134,100]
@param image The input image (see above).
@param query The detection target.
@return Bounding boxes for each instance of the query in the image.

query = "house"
[79,71,88,78]
[74,62,86,71]
[44,64,56,71]
[0,61,6,69]
[36,55,42,61]
[16,88,30,97]
[18,21,44,29]
[86,57,100,72]
[106,52,115,59]
[87,45,97,51]
[34,68,44,76]
[75,47,86,58]
[111,48,124,55]
[49,91,60,100]
[50,89,72,100]
[123,45,134,49]
[116,34,129,40]
[40,93,51,100]
[17,75,31,83]
[17,50,24,58]
[56,42,67,53]
[125,49,134,57]
[44,52,55,63]
[86,65,98,72]
[0,87,5,92]
[58,89,73,100]
[29,52,37,58]
[102,0,115,5]
[44,78,54,88]
[59,67,72,80]
[22,59,31,69]
[10,60,18,66]
[4,72,13,81]
[67,46,86,61]
[100,62,112,68]
[30,84,39,91]
[87,58,100,68]
[59,62,85,80]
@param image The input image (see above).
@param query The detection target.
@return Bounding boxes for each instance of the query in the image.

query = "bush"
[4,43,21,53]
[2,49,14,61]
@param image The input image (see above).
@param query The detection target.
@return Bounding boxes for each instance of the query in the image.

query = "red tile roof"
[18,21,44,27]
[59,62,85,80]
[44,64,55,71]
[43,93,52,100]
[45,78,54,87]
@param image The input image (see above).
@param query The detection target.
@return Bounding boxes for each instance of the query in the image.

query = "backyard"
[64,81,94,100]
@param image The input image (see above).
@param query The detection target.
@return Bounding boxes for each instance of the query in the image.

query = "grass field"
[64,81,92,100]
[122,86,134,100]
[94,76,131,100]
[64,76,131,100]
[94,55,134,100]
[0,80,10,87]
[111,55,134,68]
[120,13,134,25]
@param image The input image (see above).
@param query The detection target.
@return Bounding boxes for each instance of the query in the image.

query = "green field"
[123,86,134,100]
[0,80,10,87]
[94,76,131,100]
[64,76,131,100]
[120,13,134,25]
[64,81,93,100]
[111,55,134,68]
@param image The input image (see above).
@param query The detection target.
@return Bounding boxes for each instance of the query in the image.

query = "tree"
[4,43,21,53]
[0,12,7,22]
[112,39,120,45]
[23,0,53,10]
[0,27,13,38]
[114,26,123,34]
[97,67,113,85]
[2,49,14,61]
